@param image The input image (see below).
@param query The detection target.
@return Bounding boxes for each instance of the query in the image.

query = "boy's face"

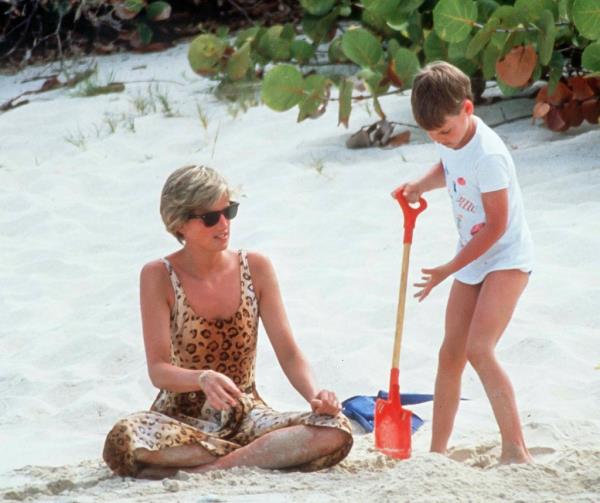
[426,100,475,150]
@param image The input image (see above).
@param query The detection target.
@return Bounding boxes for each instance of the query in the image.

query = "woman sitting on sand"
[103,165,352,478]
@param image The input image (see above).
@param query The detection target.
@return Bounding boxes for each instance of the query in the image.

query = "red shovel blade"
[374,371,412,459]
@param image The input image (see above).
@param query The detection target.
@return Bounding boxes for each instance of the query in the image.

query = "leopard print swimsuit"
[103,251,352,476]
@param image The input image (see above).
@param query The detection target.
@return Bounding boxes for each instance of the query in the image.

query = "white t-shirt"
[435,116,534,284]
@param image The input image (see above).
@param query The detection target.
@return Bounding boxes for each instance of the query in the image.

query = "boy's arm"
[414,188,508,301]
[393,161,445,202]
[417,161,446,192]
[445,188,508,273]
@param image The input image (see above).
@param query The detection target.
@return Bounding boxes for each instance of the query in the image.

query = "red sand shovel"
[374,192,427,459]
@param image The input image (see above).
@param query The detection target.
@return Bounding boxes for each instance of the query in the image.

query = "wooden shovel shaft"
[391,242,411,370]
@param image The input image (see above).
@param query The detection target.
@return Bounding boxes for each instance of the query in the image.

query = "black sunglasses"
[188,201,239,227]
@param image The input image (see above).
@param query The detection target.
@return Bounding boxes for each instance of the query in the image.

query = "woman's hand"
[414,264,452,302]
[391,181,422,203]
[198,370,243,410]
[310,389,341,416]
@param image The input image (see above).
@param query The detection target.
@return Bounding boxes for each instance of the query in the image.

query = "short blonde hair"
[160,165,230,242]
[411,61,473,130]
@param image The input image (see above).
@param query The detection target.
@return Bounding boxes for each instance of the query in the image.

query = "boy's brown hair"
[411,61,473,130]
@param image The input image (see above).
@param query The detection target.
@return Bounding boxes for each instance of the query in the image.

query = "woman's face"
[179,192,233,250]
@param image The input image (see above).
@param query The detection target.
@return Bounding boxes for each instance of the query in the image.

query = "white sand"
[1,44,599,502]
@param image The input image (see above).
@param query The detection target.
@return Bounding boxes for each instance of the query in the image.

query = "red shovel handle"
[394,193,427,244]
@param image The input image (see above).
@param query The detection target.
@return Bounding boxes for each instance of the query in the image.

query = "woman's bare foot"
[137,465,180,479]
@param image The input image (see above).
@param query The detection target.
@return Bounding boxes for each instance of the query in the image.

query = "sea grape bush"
[187,0,600,131]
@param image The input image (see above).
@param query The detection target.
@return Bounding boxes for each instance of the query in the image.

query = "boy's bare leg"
[466,269,532,464]
[134,444,216,479]
[431,279,481,454]
[186,425,348,472]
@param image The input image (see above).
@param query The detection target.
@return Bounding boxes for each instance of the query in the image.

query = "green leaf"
[449,36,479,76]
[407,10,424,43]
[358,68,386,95]
[573,0,600,40]
[547,51,565,95]
[582,41,600,70]
[424,30,448,62]
[258,26,292,61]
[235,26,262,48]
[302,10,339,44]
[281,23,296,41]
[340,5,352,16]
[188,34,227,76]
[137,22,153,45]
[482,43,500,79]
[125,0,144,12]
[362,0,401,18]
[338,77,353,127]
[537,9,556,65]
[398,0,425,13]
[114,0,144,19]
[300,0,336,16]
[497,78,521,96]
[477,0,501,23]
[291,40,315,64]
[146,1,171,21]
[466,17,499,59]
[361,8,396,36]
[373,95,385,119]
[261,65,304,112]
[387,10,408,31]
[216,26,229,39]
[388,39,401,54]
[227,42,251,81]
[515,0,557,22]
[559,0,575,22]
[491,5,521,29]
[392,47,420,88]
[341,28,383,68]
[272,40,292,61]
[433,0,478,43]
[327,37,348,63]
[489,31,507,50]
[547,65,562,94]
[297,74,330,122]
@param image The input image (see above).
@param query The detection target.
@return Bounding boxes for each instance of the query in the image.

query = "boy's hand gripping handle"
[394,194,427,244]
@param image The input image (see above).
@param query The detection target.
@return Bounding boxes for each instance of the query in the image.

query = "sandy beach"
[1,43,599,502]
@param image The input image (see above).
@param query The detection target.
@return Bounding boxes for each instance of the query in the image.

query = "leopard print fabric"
[103,250,353,477]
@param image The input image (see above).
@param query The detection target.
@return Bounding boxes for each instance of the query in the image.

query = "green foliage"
[582,42,600,71]
[572,0,600,40]
[341,28,383,68]
[261,65,304,111]
[188,35,227,76]
[113,0,172,46]
[433,0,478,43]
[300,0,337,16]
[186,0,600,130]
[391,47,420,88]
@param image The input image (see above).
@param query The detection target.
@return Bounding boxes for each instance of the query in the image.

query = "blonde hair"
[411,61,473,130]
[160,165,230,242]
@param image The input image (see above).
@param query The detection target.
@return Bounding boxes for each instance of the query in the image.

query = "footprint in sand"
[448,443,500,468]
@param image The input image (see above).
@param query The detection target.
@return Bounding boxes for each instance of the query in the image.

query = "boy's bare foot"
[499,444,533,464]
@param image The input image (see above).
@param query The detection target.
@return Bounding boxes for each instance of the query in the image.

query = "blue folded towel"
[341,392,434,433]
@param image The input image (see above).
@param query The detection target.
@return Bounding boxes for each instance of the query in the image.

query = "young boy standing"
[394,61,534,463]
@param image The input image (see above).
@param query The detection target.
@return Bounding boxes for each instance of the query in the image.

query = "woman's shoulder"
[140,258,172,287]
[244,251,275,279]
[244,250,273,269]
